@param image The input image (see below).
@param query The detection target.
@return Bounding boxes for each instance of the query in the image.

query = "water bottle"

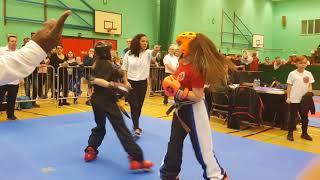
[256,78,260,87]
[253,78,257,88]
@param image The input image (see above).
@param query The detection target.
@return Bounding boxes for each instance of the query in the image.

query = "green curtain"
[159,0,177,51]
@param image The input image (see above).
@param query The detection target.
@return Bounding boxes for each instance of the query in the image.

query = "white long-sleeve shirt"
[0,40,46,86]
[163,54,179,74]
[121,49,153,81]
[0,45,19,85]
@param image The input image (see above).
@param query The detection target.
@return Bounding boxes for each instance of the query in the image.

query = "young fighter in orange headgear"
[160,32,234,180]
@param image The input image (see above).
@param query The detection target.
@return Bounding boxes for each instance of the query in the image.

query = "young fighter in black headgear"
[84,42,154,171]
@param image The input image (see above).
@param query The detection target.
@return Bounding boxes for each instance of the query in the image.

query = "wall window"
[301,19,320,35]
[315,19,320,34]
[308,20,314,34]
[301,20,307,34]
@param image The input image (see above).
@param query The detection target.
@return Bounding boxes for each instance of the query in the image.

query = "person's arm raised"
[32,10,71,53]
[0,11,71,85]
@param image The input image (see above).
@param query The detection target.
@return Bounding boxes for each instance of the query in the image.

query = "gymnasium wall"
[172,0,319,60]
[272,0,320,56]
[0,0,159,54]
[0,0,318,59]
[172,0,274,57]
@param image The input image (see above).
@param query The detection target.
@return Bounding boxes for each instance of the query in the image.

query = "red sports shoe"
[129,159,154,171]
[84,146,97,162]
[222,172,228,180]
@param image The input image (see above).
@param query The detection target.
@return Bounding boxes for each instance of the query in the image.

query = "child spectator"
[286,56,314,141]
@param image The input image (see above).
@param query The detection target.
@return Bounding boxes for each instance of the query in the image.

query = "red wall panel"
[60,37,93,59]
[60,36,118,60]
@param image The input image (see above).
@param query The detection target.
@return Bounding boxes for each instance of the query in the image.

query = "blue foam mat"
[309,97,320,128]
[0,112,316,180]
[309,103,320,128]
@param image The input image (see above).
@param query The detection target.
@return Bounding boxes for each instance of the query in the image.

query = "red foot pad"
[223,172,229,180]
[130,160,154,171]
[84,147,97,162]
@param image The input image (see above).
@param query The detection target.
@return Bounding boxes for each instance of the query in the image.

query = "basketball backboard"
[252,34,264,48]
[95,10,122,35]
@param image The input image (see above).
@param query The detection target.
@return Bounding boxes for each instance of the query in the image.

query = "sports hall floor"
[0,95,319,180]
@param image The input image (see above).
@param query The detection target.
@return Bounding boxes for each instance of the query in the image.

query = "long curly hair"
[129,34,149,57]
[188,33,235,89]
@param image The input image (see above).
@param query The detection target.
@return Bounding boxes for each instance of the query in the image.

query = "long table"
[255,87,287,128]
[215,85,288,128]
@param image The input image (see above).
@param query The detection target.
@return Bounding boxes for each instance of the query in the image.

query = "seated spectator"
[286,54,297,65]
[232,54,245,71]
[273,56,283,70]
[241,51,253,65]
[317,46,320,63]
[249,52,259,71]
[309,50,317,64]
[263,56,271,65]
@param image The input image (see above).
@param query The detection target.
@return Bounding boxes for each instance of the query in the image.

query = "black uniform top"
[91,59,123,101]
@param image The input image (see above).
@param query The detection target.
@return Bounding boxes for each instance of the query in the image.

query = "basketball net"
[106,28,116,36]
[256,40,261,47]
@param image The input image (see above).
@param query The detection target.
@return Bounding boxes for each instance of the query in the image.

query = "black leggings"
[87,93,144,161]
[163,73,171,104]
[128,79,148,130]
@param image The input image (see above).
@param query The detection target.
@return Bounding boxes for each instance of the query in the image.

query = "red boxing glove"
[162,76,189,100]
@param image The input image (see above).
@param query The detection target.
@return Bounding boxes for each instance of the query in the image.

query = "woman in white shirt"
[162,44,179,105]
[122,34,160,139]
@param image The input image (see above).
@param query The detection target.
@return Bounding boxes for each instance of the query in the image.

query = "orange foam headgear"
[176,32,196,57]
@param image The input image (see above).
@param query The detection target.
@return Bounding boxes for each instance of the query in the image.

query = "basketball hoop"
[105,28,117,36]
[106,28,112,33]
[256,40,261,47]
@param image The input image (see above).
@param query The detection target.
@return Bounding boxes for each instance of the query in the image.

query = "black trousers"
[0,84,19,118]
[160,107,191,179]
[128,79,147,130]
[204,88,214,114]
[55,71,69,102]
[160,103,223,180]
[24,71,38,100]
[87,93,144,161]
[288,103,309,133]
[163,73,171,104]
[38,73,47,98]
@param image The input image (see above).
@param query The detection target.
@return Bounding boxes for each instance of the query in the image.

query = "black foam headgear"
[95,42,112,59]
